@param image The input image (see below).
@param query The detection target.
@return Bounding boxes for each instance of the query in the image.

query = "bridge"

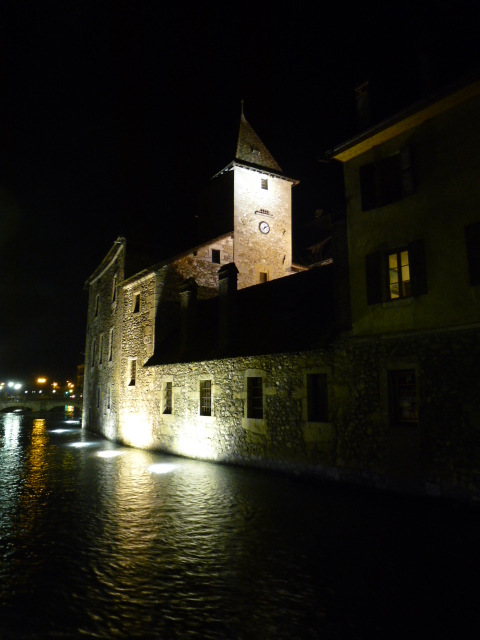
[0,398,83,413]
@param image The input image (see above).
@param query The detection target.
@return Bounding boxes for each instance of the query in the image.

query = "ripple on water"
[1,413,480,638]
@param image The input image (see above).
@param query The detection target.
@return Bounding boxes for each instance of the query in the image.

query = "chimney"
[179,278,197,354]
[354,81,372,131]
[218,263,238,348]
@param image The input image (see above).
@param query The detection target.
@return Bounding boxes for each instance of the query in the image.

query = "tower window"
[200,380,212,416]
[259,272,268,283]
[163,382,173,414]
[212,249,221,264]
[128,360,136,386]
[247,377,263,419]
[132,293,140,313]
[98,334,103,365]
[108,328,114,362]
[261,178,268,190]
[94,294,99,317]
[112,276,117,303]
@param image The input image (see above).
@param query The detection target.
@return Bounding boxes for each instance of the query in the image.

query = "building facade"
[83,90,480,500]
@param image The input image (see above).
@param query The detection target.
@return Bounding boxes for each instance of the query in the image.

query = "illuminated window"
[388,250,410,300]
[212,249,221,264]
[259,271,268,283]
[98,334,103,365]
[91,339,96,368]
[247,377,263,419]
[94,294,99,317]
[128,360,136,386]
[359,147,413,211]
[261,178,268,190]
[112,276,117,303]
[133,293,140,313]
[389,370,418,425]
[366,239,426,305]
[108,328,113,362]
[200,380,211,416]
[307,374,328,422]
[163,381,172,414]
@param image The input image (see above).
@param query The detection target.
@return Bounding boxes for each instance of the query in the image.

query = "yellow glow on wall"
[121,412,154,449]
[172,421,222,461]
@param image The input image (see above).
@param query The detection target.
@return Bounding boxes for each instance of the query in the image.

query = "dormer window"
[251,148,260,156]
[261,178,268,190]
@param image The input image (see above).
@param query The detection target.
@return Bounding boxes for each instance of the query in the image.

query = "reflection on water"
[1,413,480,639]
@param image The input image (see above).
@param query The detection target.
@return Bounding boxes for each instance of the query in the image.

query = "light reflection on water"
[1,413,479,639]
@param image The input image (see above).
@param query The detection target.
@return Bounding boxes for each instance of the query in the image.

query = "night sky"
[1,2,479,383]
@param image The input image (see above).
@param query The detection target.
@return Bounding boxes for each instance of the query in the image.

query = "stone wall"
[83,242,125,439]
[105,323,480,501]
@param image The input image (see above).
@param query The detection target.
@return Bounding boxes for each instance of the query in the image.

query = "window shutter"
[408,239,427,296]
[465,222,480,286]
[359,162,376,211]
[365,251,382,304]
[400,146,414,198]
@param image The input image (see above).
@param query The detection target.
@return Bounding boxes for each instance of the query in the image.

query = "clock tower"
[199,104,299,289]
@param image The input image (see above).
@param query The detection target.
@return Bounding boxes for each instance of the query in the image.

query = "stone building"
[83,86,480,500]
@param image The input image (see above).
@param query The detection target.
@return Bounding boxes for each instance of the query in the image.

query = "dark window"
[307,374,328,422]
[107,386,111,410]
[360,148,413,211]
[98,334,103,365]
[129,360,136,386]
[112,276,117,303]
[465,222,480,286]
[259,272,268,283]
[94,294,99,317]
[389,370,418,425]
[164,382,172,414]
[366,239,426,305]
[200,380,211,416]
[96,387,100,408]
[108,328,113,362]
[133,293,140,313]
[91,339,96,368]
[212,249,221,264]
[247,377,263,419]
[261,178,268,190]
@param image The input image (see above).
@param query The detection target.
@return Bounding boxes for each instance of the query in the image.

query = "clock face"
[259,221,270,234]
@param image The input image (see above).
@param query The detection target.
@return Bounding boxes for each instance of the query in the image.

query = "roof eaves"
[212,160,299,185]
[84,237,125,289]
[121,232,234,288]
[329,74,480,162]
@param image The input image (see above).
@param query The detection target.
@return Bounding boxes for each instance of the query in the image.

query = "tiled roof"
[235,110,282,173]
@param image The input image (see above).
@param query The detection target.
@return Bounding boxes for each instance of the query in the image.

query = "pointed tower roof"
[235,102,282,172]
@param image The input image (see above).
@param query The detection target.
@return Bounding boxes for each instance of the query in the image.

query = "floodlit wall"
[100,327,480,500]
[233,167,293,288]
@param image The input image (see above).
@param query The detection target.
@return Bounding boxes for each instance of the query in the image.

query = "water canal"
[1,412,480,639]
